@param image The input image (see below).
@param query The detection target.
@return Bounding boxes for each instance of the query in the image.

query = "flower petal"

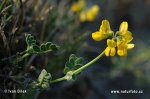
[127,44,134,49]
[86,5,99,21]
[117,49,127,56]
[107,39,116,47]
[99,20,111,32]
[90,5,100,15]
[119,21,128,32]
[110,48,116,56]
[105,47,111,56]
[92,31,103,41]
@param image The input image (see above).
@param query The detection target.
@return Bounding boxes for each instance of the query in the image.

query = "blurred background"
[0,0,150,99]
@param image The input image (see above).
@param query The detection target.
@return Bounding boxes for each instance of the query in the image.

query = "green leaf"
[40,44,46,51]
[40,43,59,52]
[50,44,58,51]
[28,36,34,41]
[45,42,52,49]
[32,45,40,52]
[38,69,47,84]
[64,67,70,74]
[31,40,36,44]
[31,69,52,89]
[75,58,83,64]
[64,54,83,74]
[25,33,36,46]
[25,34,59,55]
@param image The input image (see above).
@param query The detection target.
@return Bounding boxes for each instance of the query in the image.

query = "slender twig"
[50,50,105,84]
[73,51,105,75]
[50,76,66,84]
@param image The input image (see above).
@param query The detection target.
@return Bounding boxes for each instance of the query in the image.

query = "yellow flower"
[92,20,113,41]
[116,21,134,56]
[71,0,85,13]
[118,21,133,42]
[71,0,99,22]
[117,40,134,56]
[105,39,117,56]
[92,20,134,57]
[79,5,100,22]
[86,5,100,21]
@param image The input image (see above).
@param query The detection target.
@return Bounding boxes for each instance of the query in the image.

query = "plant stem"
[50,76,66,84]
[50,50,105,84]
[73,50,105,75]
[17,53,30,62]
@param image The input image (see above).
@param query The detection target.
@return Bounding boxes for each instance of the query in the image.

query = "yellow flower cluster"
[71,0,100,22]
[92,20,134,57]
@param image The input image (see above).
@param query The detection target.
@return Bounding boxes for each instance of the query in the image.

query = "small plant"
[0,0,137,99]
[30,19,134,89]
[1,19,134,91]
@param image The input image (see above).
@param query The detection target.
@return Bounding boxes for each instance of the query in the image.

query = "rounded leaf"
[33,45,40,52]
[41,44,46,51]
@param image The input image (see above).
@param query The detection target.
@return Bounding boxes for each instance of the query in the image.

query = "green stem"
[50,50,105,84]
[50,76,66,84]
[17,53,30,62]
[19,50,28,55]
[73,50,105,75]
